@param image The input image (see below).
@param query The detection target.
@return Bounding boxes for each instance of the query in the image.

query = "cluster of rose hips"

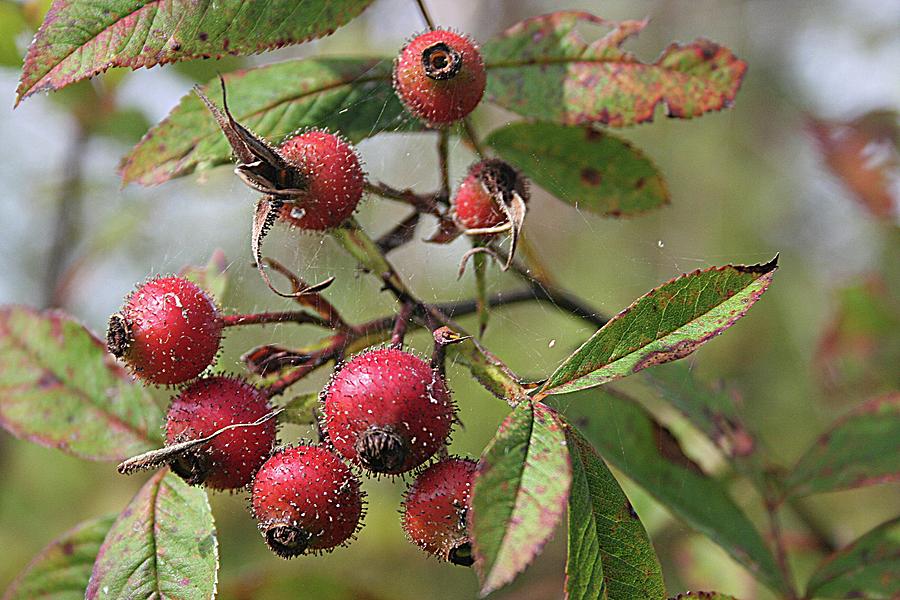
[105,29,520,566]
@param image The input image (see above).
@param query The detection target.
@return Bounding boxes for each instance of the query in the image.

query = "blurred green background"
[1,1,897,598]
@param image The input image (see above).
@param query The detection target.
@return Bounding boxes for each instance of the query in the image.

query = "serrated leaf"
[86,471,218,600]
[486,122,668,217]
[0,307,164,461]
[483,11,747,127]
[555,388,786,594]
[179,249,229,304]
[2,515,115,600]
[16,0,374,103]
[541,258,777,396]
[784,393,900,498]
[564,423,665,600]
[121,58,420,185]
[806,516,900,599]
[470,401,571,596]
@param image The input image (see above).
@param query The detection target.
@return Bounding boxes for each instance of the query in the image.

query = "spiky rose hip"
[165,376,276,490]
[252,445,364,558]
[393,30,486,126]
[453,159,529,231]
[322,348,455,475]
[402,457,477,566]
[276,130,364,230]
[107,276,222,385]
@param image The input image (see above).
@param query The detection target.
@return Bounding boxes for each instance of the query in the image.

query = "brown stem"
[414,0,436,29]
[438,129,451,200]
[222,311,330,328]
[766,500,799,600]
[43,128,88,308]
[365,181,443,216]
[376,211,420,254]
[391,302,415,347]
[461,118,485,159]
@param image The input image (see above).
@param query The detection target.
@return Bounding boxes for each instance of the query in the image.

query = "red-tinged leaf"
[86,471,217,600]
[784,393,900,498]
[809,111,900,221]
[540,257,778,396]
[0,307,163,461]
[2,515,115,600]
[815,275,900,395]
[15,0,374,104]
[564,423,666,600]
[470,401,571,596]
[668,594,739,600]
[121,58,419,185]
[483,11,747,127]
[806,516,900,599]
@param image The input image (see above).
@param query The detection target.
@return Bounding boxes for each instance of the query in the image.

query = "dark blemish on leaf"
[585,128,602,142]
[580,168,602,186]
[62,541,75,555]
[223,38,230,51]
[636,177,646,189]
[198,32,208,41]
[180,577,191,586]
[624,498,639,519]
[171,42,181,52]
[37,372,59,389]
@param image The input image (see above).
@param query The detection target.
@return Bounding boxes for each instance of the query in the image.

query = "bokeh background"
[1,1,898,598]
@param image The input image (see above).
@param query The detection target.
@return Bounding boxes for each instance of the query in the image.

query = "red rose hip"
[402,457,477,566]
[251,445,365,557]
[276,130,364,230]
[393,29,486,126]
[165,376,276,490]
[107,276,222,385]
[322,348,455,475]
[453,159,529,231]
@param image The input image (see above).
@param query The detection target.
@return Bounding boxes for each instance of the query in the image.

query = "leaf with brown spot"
[808,111,900,221]
[16,0,374,103]
[784,393,900,498]
[0,307,163,461]
[806,516,900,599]
[483,11,747,127]
[3,515,115,600]
[487,121,669,217]
[85,471,217,600]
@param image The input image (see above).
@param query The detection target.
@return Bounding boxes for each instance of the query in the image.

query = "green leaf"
[483,11,747,127]
[668,594,739,600]
[179,249,229,304]
[564,423,665,600]
[278,391,318,426]
[86,471,218,600]
[0,307,164,461]
[16,0,374,103]
[541,258,778,396]
[783,393,900,498]
[554,388,786,594]
[2,515,115,600]
[806,516,900,599]
[486,122,668,217]
[121,58,420,185]
[470,401,571,596]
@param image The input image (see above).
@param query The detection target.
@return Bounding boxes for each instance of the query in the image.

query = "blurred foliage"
[0,1,898,599]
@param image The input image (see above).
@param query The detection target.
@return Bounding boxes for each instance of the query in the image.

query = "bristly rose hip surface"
[322,347,455,475]
[106,276,223,385]
[452,159,530,231]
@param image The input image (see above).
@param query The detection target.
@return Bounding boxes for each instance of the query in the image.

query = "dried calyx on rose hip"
[165,375,276,490]
[107,276,222,385]
[251,445,365,558]
[275,130,365,230]
[402,457,477,566]
[321,347,455,475]
[393,29,486,126]
[452,159,529,232]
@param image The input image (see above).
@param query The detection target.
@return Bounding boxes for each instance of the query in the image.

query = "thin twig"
[414,0,436,30]
[391,301,415,347]
[222,311,330,328]
[461,117,486,159]
[766,500,799,600]
[438,128,451,200]
[365,181,443,216]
